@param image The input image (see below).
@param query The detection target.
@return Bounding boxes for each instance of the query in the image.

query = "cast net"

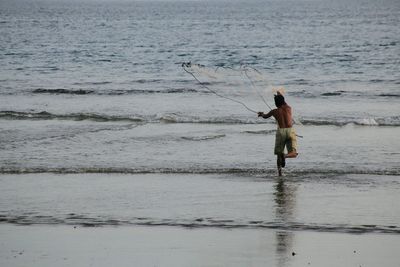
[182,62,275,113]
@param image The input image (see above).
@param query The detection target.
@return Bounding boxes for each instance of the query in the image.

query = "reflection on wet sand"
[274,177,297,267]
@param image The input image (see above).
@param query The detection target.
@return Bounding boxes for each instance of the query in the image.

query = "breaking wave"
[300,116,400,126]
[320,91,346,96]
[180,134,226,141]
[31,88,198,95]
[0,166,398,176]
[1,111,399,126]
[6,86,396,98]
[32,88,94,95]
[158,114,261,124]
[378,93,400,98]
[243,129,276,135]
[289,90,400,98]
[0,214,398,234]
[0,111,144,122]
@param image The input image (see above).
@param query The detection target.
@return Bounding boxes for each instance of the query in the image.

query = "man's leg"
[280,153,286,167]
[274,130,285,176]
[276,155,282,176]
[277,154,283,176]
[285,129,298,159]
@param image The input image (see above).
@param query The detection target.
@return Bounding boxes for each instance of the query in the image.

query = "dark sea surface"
[0,0,399,233]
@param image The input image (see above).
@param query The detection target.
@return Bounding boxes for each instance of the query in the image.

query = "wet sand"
[1,173,399,232]
[1,224,400,267]
[1,172,399,266]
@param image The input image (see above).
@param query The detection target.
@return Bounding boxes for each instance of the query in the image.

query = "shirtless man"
[258,93,298,176]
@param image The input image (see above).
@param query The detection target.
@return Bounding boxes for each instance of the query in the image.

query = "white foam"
[357,117,379,126]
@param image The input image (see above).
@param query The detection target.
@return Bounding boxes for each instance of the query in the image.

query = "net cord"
[241,65,273,110]
[182,63,258,114]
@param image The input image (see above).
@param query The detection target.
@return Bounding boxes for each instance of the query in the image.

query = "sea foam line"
[0,214,399,234]
[31,88,198,95]
[0,167,398,176]
[1,110,399,126]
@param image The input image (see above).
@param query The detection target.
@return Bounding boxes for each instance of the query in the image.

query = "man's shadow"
[274,177,297,267]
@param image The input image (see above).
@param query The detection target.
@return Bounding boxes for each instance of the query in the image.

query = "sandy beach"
[1,172,400,266]
[1,224,400,267]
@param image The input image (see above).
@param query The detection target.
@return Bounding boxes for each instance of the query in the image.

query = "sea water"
[0,0,399,232]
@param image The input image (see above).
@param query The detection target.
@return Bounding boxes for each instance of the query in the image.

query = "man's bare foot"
[285,152,298,159]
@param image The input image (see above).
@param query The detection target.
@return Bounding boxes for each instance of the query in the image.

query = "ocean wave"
[72,81,112,86]
[158,114,263,124]
[31,88,198,95]
[300,116,400,127]
[0,110,259,124]
[32,88,95,95]
[0,111,144,122]
[0,214,398,234]
[0,167,398,176]
[320,90,347,96]
[288,90,356,98]
[3,87,398,99]
[158,114,398,126]
[243,129,276,135]
[289,90,400,99]
[1,110,399,126]
[180,134,226,141]
[130,79,163,84]
[106,88,198,95]
[82,113,396,127]
[378,93,400,98]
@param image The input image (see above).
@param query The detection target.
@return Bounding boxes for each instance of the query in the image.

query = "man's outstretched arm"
[258,110,275,119]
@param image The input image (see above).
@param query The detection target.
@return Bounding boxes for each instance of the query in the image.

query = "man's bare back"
[259,104,293,129]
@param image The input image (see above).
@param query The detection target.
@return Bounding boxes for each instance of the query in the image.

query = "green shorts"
[274,127,297,155]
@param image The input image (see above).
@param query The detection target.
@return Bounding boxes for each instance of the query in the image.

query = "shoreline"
[1,172,399,266]
[1,224,400,267]
[1,172,399,234]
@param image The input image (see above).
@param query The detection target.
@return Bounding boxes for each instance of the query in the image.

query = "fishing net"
[182,62,275,113]
[182,62,302,127]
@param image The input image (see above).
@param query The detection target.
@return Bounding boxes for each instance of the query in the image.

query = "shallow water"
[1,120,399,175]
[0,0,399,234]
[1,173,400,234]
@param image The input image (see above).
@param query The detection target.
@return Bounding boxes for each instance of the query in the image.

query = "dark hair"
[274,94,285,107]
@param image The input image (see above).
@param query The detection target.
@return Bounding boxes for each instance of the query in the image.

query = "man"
[258,93,298,176]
